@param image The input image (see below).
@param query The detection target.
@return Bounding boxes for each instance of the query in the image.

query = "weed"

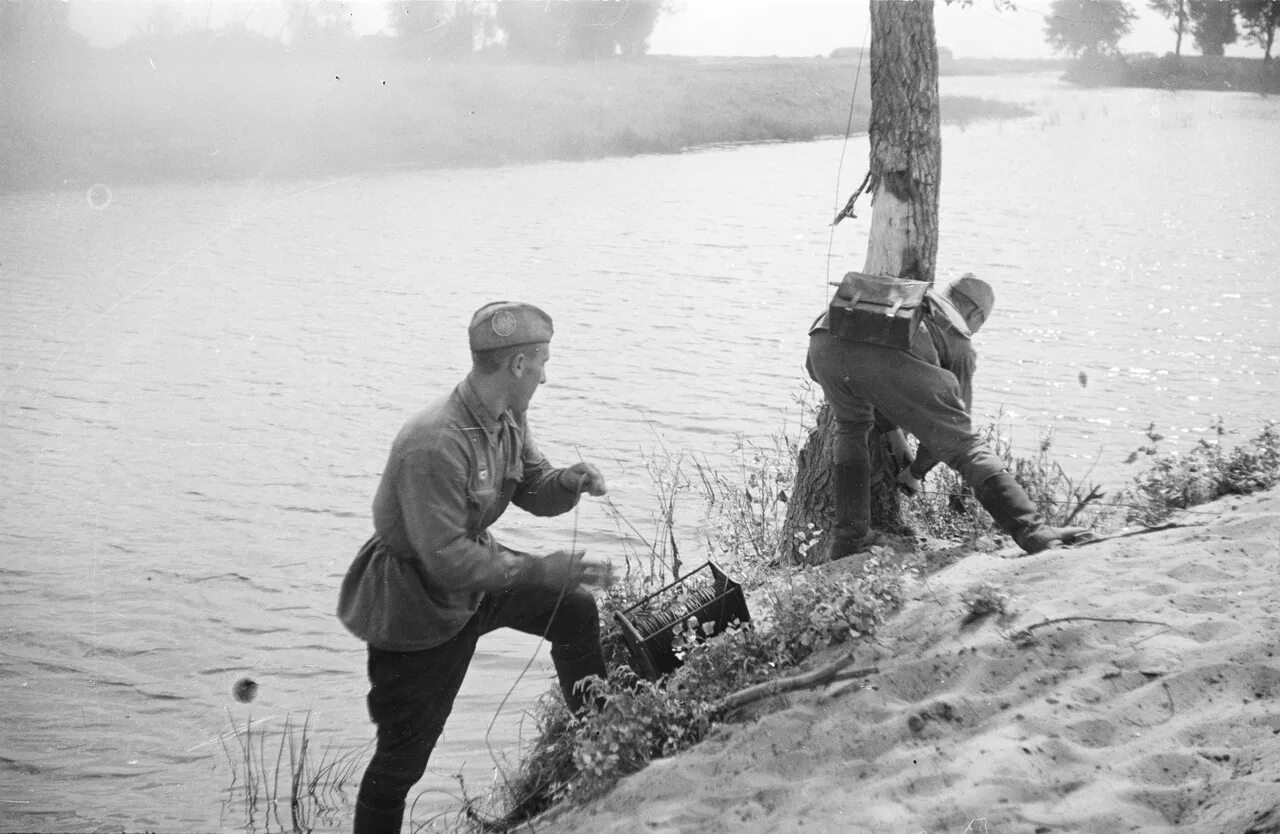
[695,386,818,574]
[694,431,800,573]
[600,447,692,586]
[1119,420,1280,525]
[642,450,691,580]
[959,581,1010,624]
[901,414,1115,542]
[218,711,370,834]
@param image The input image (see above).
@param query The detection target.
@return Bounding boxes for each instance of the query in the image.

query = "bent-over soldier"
[807,274,1088,562]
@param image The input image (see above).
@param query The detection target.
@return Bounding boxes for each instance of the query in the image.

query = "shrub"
[1120,420,1280,525]
[901,415,1114,542]
[492,567,902,824]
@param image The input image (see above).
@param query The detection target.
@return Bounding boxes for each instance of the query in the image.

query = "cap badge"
[492,310,518,338]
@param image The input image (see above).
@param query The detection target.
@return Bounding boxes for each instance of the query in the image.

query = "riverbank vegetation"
[1043,0,1280,93]
[211,416,1280,832]
[218,711,369,833]
[417,415,1280,831]
[1065,52,1280,92]
[1,50,1033,194]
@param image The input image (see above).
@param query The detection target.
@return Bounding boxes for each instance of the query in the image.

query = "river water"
[2,73,1277,832]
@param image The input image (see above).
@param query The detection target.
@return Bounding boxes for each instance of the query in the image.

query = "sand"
[542,488,1280,833]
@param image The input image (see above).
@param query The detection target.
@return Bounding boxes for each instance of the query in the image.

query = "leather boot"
[973,471,1089,554]
[553,648,608,714]
[827,461,878,562]
[353,799,404,834]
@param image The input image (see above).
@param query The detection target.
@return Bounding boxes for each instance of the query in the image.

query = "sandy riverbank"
[540,487,1280,833]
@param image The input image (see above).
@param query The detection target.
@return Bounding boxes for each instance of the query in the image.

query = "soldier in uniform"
[807,275,1088,562]
[337,302,613,834]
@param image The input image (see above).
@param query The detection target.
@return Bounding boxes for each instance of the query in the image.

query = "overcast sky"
[649,0,1253,60]
[68,0,1257,60]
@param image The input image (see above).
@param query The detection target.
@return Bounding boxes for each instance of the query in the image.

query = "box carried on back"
[827,271,928,351]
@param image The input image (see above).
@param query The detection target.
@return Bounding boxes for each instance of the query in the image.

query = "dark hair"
[471,343,544,375]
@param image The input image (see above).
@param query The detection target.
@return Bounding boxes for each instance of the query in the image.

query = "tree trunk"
[1177,0,1186,56]
[863,0,941,285]
[781,0,941,564]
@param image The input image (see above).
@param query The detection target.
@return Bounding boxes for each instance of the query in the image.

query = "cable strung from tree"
[825,23,870,292]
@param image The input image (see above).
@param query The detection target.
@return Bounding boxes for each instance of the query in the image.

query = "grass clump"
[218,711,370,834]
[959,581,1010,624]
[1119,420,1280,526]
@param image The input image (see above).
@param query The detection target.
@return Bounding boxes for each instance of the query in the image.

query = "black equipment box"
[827,271,928,351]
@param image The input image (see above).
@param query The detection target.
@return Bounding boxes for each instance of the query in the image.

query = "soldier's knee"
[561,587,601,628]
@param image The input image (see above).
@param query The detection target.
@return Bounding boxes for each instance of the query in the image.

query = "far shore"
[1,53,1037,194]
[1064,52,1280,94]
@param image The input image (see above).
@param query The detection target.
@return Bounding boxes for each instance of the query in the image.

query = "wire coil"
[616,561,751,681]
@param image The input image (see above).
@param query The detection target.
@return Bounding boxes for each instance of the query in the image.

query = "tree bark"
[781,0,942,564]
[863,0,941,284]
[1172,0,1188,56]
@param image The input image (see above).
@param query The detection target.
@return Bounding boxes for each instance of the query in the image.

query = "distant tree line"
[1,0,665,62]
[390,1,665,61]
[1,1,84,53]
[1044,0,1279,61]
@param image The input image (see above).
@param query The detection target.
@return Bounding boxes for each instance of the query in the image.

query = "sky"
[647,0,1255,60]
[66,0,1258,60]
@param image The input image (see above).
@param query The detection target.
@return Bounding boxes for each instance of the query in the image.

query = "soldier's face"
[954,296,987,333]
[510,344,550,413]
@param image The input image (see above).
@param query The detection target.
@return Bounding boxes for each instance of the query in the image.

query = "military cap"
[947,274,995,324]
[468,302,554,352]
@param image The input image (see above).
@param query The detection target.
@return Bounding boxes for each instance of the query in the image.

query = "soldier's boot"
[973,471,1090,555]
[353,799,404,834]
[826,461,879,563]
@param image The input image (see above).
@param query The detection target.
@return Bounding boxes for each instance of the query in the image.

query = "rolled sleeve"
[511,428,580,517]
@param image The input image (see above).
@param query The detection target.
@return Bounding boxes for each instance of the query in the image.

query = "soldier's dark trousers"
[353,585,606,834]
[806,331,1006,484]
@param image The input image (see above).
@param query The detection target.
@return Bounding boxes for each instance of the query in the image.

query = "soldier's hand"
[577,556,616,589]
[541,549,586,589]
[896,469,922,497]
[541,550,615,590]
[561,462,608,497]
[885,428,915,471]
